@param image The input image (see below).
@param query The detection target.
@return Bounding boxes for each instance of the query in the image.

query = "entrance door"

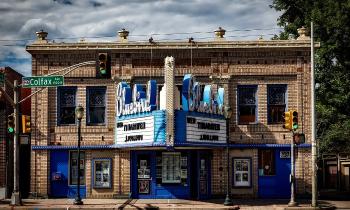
[50,150,69,197]
[325,165,337,189]
[258,149,291,198]
[131,151,155,198]
[341,164,350,191]
[197,151,211,200]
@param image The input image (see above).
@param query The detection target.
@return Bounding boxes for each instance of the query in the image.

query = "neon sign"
[116,74,225,116]
[116,80,157,117]
[182,74,224,115]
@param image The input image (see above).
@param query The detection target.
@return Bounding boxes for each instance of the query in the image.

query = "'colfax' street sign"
[22,76,64,88]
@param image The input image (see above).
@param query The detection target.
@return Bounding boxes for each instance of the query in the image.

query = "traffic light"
[22,115,31,134]
[96,53,111,78]
[282,111,292,130]
[7,113,14,133]
[292,110,298,130]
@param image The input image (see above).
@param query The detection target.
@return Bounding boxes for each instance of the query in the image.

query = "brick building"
[0,67,31,199]
[26,27,316,199]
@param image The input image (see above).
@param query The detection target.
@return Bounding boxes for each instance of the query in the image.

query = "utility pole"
[311,21,318,207]
[11,80,21,205]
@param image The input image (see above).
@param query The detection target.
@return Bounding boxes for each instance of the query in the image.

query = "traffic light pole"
[0,61,96,206]
[11,80,21,205]
[288,130,297,207]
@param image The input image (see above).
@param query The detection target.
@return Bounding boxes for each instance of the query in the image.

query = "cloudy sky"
[0,0,282,76]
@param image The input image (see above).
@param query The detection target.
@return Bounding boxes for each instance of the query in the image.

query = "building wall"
[27,39,313,198]
[84,150,131,198]
[295,148,312,195]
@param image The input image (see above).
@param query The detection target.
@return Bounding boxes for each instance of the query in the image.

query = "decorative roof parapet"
[214,27,226,41]
[35,30,48,44]
[297,26,310,40]
[118,28,129,43]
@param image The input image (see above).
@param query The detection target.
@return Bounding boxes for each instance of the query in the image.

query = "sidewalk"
[0,198,343,210]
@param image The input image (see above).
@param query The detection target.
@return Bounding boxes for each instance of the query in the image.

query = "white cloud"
[0,0,282,75]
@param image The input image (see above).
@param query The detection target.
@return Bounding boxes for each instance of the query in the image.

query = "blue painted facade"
[258,148,291,198]
[50,150,86,198]
[131,150,211,199]
[34,106,310,199]
[131,151,191,199]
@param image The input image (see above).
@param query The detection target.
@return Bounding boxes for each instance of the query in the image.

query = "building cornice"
[26,40,320,52]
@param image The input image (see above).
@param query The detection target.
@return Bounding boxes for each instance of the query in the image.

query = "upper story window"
[238,85,257,124]
[87,87,106,125]
[268,85,287,124]
[57,87,77,125]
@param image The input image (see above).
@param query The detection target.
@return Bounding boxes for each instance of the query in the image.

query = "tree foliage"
[271,0,350,154]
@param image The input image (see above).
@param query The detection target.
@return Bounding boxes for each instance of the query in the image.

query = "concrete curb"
[284,205,336,210]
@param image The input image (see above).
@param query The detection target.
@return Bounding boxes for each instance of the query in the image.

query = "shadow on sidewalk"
[0,199,10,205]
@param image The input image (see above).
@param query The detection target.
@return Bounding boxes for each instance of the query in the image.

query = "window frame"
[86,86,107,126]
[232,157,252,188]
[161,152,181,184]
[92,158,112,189]
[267,84,287,124]
[237,85,258,125]
[57,86,77,126]
[258,149,276,176]
[68,151,86,186]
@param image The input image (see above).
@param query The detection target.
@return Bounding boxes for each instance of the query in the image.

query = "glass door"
[137,154,152,195]
[198,151,211,199]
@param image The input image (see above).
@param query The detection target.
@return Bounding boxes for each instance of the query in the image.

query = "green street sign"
[22,76,64,88]
[0,73,4,85]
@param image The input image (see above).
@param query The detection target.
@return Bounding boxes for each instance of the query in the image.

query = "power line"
[0,33,280,46]
[0,27,282,42]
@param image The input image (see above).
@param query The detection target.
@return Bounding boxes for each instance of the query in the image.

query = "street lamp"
[224,106,233,206]
[74,105,84,205]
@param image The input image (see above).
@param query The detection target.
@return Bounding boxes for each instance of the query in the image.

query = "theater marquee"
[186,116,226,143]
[116,116,154,144]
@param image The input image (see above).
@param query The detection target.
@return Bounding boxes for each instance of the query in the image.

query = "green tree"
[271,0,350,154]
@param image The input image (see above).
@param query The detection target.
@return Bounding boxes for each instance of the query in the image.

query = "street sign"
[22,76,64,88]
[0,73,4,85]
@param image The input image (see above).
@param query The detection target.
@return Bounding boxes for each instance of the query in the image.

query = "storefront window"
[162,152,181,183]
[233,158,251,187]
[258,150,275,176]
[93,159,111,188]
[69,151,85,185]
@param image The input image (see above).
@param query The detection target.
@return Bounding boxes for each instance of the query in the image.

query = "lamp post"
[224,106,233,206]
[74,105,84,205]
